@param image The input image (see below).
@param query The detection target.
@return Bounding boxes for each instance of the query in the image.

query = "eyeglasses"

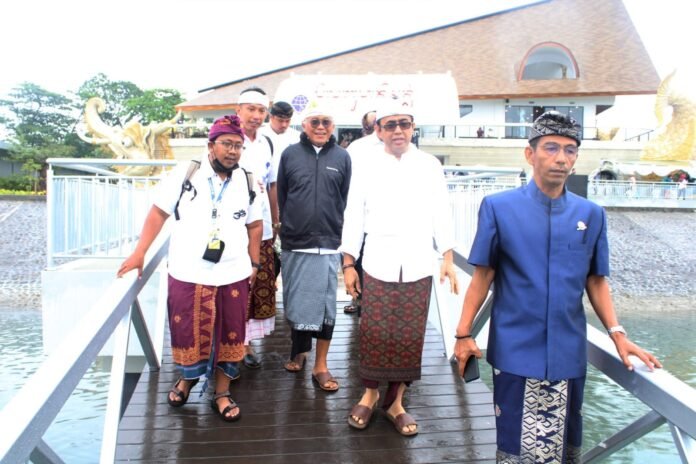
[308,118,333,128]
[380,120,413,131]
[541,142,578,158]
[215,140,244,151]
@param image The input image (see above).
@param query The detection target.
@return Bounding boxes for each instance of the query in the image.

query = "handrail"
[0,232,170,464]
[437,248,696,463]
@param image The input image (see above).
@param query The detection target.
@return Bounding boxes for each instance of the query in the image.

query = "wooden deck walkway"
[116,301,496,463]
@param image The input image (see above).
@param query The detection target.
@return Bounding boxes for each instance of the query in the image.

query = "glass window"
[505,105,533,139]
[459,104,473,118]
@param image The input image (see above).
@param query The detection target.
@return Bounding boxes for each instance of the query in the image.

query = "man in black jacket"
[276,107,351,391]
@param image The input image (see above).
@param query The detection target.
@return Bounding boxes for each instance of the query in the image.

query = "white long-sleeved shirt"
[339,145,455,283]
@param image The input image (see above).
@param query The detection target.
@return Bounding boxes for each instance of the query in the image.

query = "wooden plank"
[116,303,496,462]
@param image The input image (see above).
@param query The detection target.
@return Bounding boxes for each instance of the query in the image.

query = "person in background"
[260,101,301,277]
[277,107,351,392]
[342,110,379,315]
[117,115,262,422]
[454,111,661,462]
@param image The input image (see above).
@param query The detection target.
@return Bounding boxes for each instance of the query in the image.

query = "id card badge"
[202,230,225,263]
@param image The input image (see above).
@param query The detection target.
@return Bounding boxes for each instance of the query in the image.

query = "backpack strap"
[241,167,256,205]
[174,159,201,221]
[263,134,274,156]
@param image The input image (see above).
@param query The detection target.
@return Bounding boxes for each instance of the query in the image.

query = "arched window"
[519,42,579,80]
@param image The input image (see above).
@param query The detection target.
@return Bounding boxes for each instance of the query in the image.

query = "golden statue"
[641,70,696,163]
[77,97,181,176]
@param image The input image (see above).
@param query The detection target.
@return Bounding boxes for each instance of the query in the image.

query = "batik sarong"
[358,272,432,382]
[493,369,585,463]
[168,275,248,379]
[281,251,339,331]
[248,238,277,320]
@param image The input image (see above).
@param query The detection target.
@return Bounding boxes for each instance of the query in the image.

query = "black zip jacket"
[277,132,351,251]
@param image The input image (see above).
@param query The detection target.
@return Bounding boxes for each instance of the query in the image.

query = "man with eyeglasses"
[341,104,459,436]
[117,115,262,422]
[236,87,277,371]
[276,107,351,392]
[454,111,661,462]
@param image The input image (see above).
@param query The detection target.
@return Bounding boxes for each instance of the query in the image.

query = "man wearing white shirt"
[236,87,277,370]
[260,101,301,275]
[341,105,459,436]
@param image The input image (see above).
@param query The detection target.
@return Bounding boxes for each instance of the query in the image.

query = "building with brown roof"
[176,0,658,145]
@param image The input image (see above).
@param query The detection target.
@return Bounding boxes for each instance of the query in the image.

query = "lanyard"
[207,175,230,220]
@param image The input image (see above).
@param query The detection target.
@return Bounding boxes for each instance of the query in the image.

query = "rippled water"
[2,306,694,463]
[0,308,110,463]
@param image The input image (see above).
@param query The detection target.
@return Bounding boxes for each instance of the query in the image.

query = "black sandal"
[211,392,241,422]
[167,377,199,407]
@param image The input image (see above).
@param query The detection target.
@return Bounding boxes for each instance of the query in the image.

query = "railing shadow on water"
[1,162,694,463]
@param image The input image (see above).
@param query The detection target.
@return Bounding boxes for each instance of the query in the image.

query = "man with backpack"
[117,115,262,422]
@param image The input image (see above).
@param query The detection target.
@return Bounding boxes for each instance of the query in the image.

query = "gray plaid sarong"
[281,251,339,331]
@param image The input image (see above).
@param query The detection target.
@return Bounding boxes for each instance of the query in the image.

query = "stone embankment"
[0,199,694,312]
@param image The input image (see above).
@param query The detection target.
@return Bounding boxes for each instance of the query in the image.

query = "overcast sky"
[1,0,692,102]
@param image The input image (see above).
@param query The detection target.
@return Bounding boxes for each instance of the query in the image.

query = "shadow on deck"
[116,302,496,463]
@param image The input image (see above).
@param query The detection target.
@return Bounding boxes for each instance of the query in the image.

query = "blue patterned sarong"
[493,369,585,463]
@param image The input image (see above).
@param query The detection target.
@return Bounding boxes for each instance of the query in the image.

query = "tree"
[0,83,83,190]
[76,73,143,127]
[124,88,184,125]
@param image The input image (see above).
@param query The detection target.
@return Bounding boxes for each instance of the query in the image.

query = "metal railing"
[588,179,695,208]
[0,232,169,464]
[46,158,177,268]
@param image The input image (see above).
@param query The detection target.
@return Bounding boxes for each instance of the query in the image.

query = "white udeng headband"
[237,91,269,108]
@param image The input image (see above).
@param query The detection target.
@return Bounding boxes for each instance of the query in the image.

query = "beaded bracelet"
[454,334,473,340]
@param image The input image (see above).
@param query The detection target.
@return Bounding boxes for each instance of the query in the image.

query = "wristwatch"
[607,325,626,336]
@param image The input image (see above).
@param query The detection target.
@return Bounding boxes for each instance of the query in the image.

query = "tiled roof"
[178,0,659,111]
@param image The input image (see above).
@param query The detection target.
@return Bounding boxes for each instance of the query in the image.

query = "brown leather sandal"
[312,371,339,392]
[347,400,378,430]
[386,411,418,436]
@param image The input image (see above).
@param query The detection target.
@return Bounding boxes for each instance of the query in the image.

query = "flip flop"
[312,371,339,392]
[211,392,241,422]
[347,399,378,430]
[167,377,199,407]
[284,354,306,372]
[386,411,418,436]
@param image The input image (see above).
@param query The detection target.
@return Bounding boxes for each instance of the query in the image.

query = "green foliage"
[0,174,34,191]
[124,88,183,125]
[0,82,76,146]
[76,73,143,127]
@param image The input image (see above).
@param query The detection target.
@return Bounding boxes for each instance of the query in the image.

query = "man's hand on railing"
[611,332,662,372]
[454,337,482,377]
[117,252,145,279]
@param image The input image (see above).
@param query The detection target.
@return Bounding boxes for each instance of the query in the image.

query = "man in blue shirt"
[454,111,661,462]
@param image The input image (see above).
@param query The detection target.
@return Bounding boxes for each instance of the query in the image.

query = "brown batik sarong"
[359,272,432,382]
[168,275,248,369]
[248,238,276,320]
